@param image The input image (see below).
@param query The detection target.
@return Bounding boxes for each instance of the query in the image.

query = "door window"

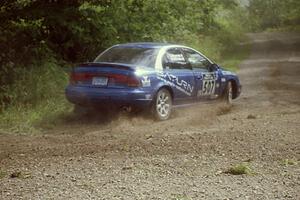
[182,48,211,70]
[162,48,189,70]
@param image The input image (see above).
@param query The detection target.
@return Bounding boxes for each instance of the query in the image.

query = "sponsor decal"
[157,72,194,96]
[141,76,151,87]
[197,72,218,97]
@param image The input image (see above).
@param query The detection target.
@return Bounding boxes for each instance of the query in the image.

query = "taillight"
[108,74,141,87]
[70,72,95,84]
[108,74,128,85]
[70,72,141,87]
[127,76,141,87]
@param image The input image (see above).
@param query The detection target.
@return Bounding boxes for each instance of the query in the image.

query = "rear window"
[94,46,159,68]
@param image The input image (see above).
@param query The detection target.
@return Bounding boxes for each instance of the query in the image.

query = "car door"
[161,47,195,104]
[182,48,219,100]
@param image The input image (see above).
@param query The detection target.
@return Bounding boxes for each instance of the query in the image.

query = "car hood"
[220,67,237,76]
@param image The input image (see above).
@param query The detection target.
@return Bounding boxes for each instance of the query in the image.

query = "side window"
[162,48,189,70]
[183,48,211,70]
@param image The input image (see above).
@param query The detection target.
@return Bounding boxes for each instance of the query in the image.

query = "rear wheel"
[153,89,172,121]
[223,81,233,105]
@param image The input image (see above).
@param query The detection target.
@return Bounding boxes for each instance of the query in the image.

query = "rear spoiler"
[76,62,136,71]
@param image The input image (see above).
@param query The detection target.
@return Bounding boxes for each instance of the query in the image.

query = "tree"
[248,0,300,30]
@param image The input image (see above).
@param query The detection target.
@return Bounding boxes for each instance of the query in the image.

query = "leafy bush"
[281,159,297,166]
[0,170,6,179]
[0,60,71,133]
[225,163,254,175]
[247,0,300,31]
[13,62,66,104]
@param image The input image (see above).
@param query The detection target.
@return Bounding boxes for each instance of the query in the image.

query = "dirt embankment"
[1,32,300,200]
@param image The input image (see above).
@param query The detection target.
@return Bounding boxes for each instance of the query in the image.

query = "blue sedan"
[65,43,241,120]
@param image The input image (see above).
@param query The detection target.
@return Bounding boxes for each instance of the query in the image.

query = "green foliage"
[248,0,300,31]
[0,60,71,133]
[0,57,68,109]
[225,163,254,175]
[9,171,32,179]
[215,6,248,49]
[171,193,190,200]
[281,159,297,166]
[0,99,71,134]
[219,42,251,72]
[0,170,6,179]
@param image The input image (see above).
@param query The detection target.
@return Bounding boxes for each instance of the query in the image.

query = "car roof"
[116,42,174,49]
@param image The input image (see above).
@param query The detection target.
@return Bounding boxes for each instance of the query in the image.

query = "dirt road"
[1,32,300,200]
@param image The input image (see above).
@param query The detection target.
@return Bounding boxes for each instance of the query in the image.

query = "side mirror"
[209,63,219,71]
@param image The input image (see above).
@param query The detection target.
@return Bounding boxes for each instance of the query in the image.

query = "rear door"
[182,48,218,100]
[161,47,196,103]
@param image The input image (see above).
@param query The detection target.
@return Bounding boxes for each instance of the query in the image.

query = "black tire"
[223,81,233,105]
[153,88,172,121]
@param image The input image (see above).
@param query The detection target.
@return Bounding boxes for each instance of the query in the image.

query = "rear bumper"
[65,85,153,108]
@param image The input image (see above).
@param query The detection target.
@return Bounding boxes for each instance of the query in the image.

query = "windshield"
[94,46,159,68]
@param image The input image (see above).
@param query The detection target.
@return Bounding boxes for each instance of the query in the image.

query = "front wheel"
[153,88,172,121]
[223,81,233,105]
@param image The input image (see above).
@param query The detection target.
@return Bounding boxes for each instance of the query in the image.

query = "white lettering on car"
[141,76,151,87]
[198,72,218,97]
[157,72,194,96]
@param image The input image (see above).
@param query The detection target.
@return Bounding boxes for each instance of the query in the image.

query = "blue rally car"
[65,43,241,120]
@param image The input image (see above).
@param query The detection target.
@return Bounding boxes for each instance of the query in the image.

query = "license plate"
[92,77,108,86]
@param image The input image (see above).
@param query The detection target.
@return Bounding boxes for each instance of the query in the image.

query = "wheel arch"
[157,85,174,101]
[151,85,174,121]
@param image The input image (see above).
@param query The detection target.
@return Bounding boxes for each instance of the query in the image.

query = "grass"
[225,163,254,175]
[0,95,72,134]
[171,194,190,200]
[281,159,297,166]
[0,61,72,134]
[0,170,6,179]
[9,171,32,179]
[218,42,251,72]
